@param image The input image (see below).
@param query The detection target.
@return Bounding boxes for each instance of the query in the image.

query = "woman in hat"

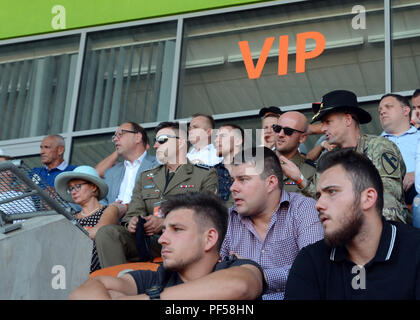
[55,165,119,272]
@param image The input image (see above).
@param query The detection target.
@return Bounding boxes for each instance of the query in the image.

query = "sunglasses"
[272,124,305,136]
[155,134,180,145]
[66,183,88,194]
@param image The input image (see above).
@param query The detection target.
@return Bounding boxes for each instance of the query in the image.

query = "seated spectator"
[259,107,282,150]
[274,111,316,195]
[100,122,159,218]
[187,114,222,166]
[55,166,119,273]
[220,146,323,299]
[213,124,244,206]
[258,106,322,155]
[285,148,420,300]
[69,192,265,300]
[379,93,420,206]
[29,135,76,188]
[95,122,218,268]
[411,89,420,129]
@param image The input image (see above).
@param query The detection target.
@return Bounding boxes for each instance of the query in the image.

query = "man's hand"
[143,215,164,236]
[403,172,415,192]
[278,155,301,181]
[127,216,139,234]
[323,141,336,152]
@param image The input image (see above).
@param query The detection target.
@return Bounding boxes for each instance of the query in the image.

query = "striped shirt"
[220,191,324,300]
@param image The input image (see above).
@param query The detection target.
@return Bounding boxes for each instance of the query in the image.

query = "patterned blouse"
[75,206,107,273]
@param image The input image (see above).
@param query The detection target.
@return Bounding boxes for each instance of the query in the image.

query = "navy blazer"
[102,152,159,205]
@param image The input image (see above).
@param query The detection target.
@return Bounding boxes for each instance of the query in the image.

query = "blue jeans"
[413,195,420,228]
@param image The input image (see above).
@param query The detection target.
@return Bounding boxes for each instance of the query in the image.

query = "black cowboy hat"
[259,106,282,117]
[311,90,372,124]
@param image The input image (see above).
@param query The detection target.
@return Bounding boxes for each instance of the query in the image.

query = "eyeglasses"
[155,134,180,145]
[66,183,88,194]
[112,129,138,141]
[272,124,305,136]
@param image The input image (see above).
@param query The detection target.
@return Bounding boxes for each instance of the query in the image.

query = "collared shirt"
[220,191,324,300]
[116,152,146,204]
[381,125,420,172]
[30,161,76,188]
[285,219,420,300]
[187,144,222,167]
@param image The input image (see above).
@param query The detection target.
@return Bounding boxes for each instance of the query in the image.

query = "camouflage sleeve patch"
[381,151,399,175]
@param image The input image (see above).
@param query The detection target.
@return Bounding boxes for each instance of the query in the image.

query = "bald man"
[274,111,316,195]
[30,135,77,188]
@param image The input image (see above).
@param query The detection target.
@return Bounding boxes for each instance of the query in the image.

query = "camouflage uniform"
[282,152,316,197]
[301,134,411,224]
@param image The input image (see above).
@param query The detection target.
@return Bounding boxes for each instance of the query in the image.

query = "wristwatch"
[145,285,163,300]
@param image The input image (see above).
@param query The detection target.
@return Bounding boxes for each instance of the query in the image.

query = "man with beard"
[285,148,420,300]
[274,111,316,195]
[69,192,265,300]
[95,122,218,267]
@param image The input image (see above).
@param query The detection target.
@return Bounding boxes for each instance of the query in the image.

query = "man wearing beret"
[280,89,411,224]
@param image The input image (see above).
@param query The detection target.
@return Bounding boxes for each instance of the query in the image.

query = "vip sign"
[238,31,326,79]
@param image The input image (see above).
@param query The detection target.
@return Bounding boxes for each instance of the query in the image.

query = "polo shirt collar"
[44,160,68,171]
[381,125,418,137]
[329,219,397,263]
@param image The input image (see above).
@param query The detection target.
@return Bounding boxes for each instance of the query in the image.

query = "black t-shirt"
[128,256,266,298]
[285,220,420,300]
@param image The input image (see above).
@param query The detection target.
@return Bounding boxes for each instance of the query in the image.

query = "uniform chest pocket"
[142,190,161,200]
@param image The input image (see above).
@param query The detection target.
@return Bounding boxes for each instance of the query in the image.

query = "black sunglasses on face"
[272,124,305,136]
[155,134,180,145]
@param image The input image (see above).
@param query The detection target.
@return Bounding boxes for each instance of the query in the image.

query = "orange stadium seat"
[90,259,162,278]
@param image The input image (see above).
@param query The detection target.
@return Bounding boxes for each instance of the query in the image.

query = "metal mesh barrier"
[0,160,86,235]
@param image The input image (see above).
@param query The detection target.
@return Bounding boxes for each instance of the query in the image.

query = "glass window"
[391,0,420,92]
[75,22,177,131]
[0,36,80,141]
[177,0,385,118]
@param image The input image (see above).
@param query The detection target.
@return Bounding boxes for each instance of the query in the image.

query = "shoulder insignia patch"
[381,151,399,175]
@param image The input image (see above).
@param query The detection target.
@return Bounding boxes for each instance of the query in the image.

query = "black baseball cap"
[259,106,282,117]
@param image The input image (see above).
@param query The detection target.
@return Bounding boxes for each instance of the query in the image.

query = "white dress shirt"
[187,144,222,166]
[116,152,146,204]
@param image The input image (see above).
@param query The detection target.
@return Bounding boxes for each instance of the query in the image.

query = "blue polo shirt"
[381,126,420,173]
[29,161,77,188]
